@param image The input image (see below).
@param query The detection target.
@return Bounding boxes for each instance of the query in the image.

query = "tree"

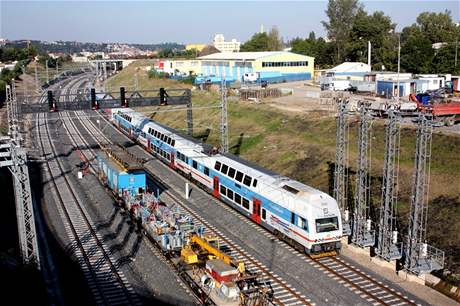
[290,35,335,68]
[322,0,362,63]
[267,26,283,51]
[240,33,269,51]
[400,27,434,74]
[347,10,397,70]
[400,10,459,74]
[415,11,458,44]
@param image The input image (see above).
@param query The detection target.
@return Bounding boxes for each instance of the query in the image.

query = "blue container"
[97,153,146,197]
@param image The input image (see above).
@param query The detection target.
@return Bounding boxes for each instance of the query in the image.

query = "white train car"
[110,108,343,256]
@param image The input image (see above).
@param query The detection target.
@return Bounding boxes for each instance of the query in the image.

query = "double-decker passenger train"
[109,108,343,256]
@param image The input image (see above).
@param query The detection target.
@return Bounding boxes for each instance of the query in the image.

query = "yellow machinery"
[180,234,245,274]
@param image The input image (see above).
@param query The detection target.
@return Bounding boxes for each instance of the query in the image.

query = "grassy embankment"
[106,60,460,283]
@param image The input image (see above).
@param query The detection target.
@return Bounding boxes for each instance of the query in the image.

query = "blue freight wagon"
[97,148,146,197]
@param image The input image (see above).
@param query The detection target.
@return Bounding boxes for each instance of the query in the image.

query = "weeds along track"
[36,111,140,306]
[70,110,313,306]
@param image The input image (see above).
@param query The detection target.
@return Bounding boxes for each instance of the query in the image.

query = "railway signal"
[90,88,98,110]
[120,86,127,107]
[48,90,57,112]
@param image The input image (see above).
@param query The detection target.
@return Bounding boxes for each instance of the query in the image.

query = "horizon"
[1,1,459,45]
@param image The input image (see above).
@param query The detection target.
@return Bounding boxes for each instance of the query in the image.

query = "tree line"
[240,0,459,74]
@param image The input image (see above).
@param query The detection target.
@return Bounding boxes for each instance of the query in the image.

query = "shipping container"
[97,151,146,197]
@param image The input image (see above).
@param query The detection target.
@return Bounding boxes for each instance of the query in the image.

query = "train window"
[234,193,241,205]
[291,212,295,224]
[171,139,175,147]
[204,167,209,176]
[235,171,244,182]
[298,217,308,231]
[242,198,250,210]
[243,175,252,187]
[253,179,258,187]
[161,134,165,141]
[166,153,170,160]
[214,161,221,171]
[192,160,198,169]
[262,208,266,220]
[167,138,172,145]
[221,164,229,175]
[227,189,234,200]
[228,168,236,178]
[176,151,180,158]
[316,217,338,233]
[220,185,226,195]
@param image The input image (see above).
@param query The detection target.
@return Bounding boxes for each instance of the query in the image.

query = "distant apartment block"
[212,34,240,52]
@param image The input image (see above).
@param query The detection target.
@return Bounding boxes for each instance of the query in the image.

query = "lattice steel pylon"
[351,104,375,247]
[376,110,402,260]
[220,79,229,153]
[404,114,444,274]
[333,98,351,235]
[3,83,40,266]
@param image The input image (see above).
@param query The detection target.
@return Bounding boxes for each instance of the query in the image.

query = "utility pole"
[455,38,458,69]
[396,34,401,101]
[334,98,351,235]
[34,65,39,93]
[45,60,49,84]
[404,114,444,274]
[351,104,374,247]
[220,78,229,153]
[376,111,402,261]
[368,41,371,68]
[2,83,40,267]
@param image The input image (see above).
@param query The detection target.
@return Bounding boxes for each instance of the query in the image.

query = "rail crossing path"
[71,107,427,306]
[31,79,200,305]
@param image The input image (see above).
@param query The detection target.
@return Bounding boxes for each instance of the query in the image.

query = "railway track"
[310,256,417,306]
[36,110,140,305]
[88,109,424,306]
[65,109,313,306]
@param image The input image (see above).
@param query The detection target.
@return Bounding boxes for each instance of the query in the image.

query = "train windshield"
[316,217,339,233]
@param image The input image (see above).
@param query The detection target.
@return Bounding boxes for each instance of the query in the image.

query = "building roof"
[328,62,371,73]
[198,51,313,61]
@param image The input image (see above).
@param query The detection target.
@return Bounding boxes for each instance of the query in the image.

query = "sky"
[1,1,459,44]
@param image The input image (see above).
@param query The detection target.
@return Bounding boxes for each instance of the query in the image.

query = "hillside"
[106,60,460,284]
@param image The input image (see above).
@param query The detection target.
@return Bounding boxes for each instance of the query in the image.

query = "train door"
[213,176,220,198]
[169,153,176,169]
[252,198,261,224]
[147,138,151,152]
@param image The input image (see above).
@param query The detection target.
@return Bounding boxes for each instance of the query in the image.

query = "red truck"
[409,93,460,126]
